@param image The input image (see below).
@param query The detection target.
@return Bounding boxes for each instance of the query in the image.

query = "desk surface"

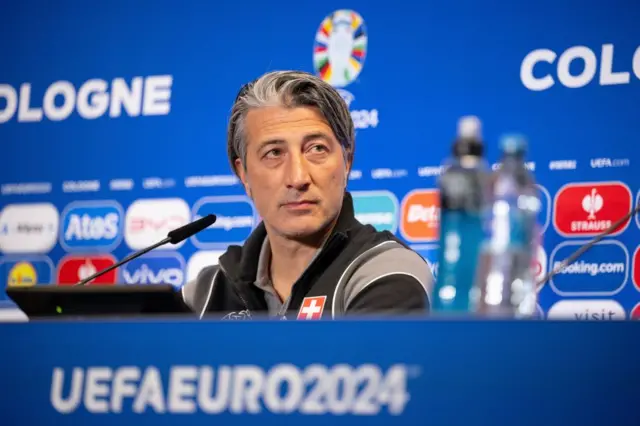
[1,318,637,426]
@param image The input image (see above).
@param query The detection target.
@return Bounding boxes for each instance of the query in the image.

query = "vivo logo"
[120,253,185,288]
[123,266,184,288]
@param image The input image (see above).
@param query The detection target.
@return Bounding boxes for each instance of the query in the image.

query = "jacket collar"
[218,191,359,284]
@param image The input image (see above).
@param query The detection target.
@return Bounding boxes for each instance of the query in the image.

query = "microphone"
[74,214,217,287]
[537,204,640,288]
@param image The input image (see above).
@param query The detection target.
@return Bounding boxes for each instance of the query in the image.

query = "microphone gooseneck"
[537,204,640,289]
[73,214,217,287]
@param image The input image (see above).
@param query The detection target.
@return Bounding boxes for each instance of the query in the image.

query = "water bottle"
[473,134,540,318]
[431,116,489,314]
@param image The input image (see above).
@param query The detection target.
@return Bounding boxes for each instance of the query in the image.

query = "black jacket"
[181,192,432,320]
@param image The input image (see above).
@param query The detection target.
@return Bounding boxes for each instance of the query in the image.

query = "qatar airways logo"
[0,75,172,123]
[521,44,639,91]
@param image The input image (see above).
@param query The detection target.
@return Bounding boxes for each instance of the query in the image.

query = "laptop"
[5,284,193,320]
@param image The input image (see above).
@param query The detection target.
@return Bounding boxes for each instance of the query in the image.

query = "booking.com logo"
[352,191,399,234]
[549,240,628,297]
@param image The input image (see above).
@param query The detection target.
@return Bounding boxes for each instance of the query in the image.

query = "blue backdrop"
[0,0,638,319]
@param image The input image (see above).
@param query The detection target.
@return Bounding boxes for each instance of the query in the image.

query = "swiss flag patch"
[297,296,327,320]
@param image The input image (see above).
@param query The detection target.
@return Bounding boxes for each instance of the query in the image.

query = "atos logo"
[121,252,185,288]
[191,196,256,249]
[60,201,124,251]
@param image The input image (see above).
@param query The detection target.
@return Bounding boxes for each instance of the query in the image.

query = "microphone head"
[167,214,216,244]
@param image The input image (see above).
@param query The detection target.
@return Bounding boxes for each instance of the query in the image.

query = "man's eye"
[309,145,328,153]
[264,149,282,158]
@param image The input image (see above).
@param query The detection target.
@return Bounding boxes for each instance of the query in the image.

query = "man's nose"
[284,152,311,190]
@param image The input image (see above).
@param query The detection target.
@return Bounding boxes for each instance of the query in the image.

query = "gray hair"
[227,70,355,176]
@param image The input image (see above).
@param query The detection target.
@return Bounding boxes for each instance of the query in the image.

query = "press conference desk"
[0,317,637,426]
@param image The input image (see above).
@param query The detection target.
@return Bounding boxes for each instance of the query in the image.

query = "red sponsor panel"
[553,181,632,237]
[56,254,117,285]
[631,303,640,319]
[634,247,640,292]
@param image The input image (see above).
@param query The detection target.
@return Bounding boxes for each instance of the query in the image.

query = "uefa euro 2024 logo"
[312,10,378,130]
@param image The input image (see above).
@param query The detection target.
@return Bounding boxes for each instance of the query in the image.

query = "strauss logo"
[582,188,604,219]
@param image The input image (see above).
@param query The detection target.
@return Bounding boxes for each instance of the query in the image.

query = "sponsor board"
[547,299,626,320]
[186,251,225,282]
[0,203,59,254]
[125,198,190,250]
[0,256,54,305]
[191,196,256,249]
[553,181,632,237]
[549,240,628,297]
[352,191,399,233]
[59,200,124,252]
[536,184,551,234]
[400,189,440,242]
[120,252,185,288]
[633,246,640,293]
[57,254,117,285]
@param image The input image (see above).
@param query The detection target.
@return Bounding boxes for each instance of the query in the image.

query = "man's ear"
[234,158,251,198]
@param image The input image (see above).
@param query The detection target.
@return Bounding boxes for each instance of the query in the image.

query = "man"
[182,70,433,320]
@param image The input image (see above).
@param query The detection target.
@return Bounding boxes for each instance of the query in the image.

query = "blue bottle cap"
[500,133,528,155]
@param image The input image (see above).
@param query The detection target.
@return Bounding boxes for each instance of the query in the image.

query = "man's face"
[236,106,350,241]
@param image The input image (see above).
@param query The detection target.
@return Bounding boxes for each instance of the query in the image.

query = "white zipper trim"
[199,269,220,319]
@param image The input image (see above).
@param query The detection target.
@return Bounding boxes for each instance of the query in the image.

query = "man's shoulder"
[331,225,434,315]
[181,264,221,316]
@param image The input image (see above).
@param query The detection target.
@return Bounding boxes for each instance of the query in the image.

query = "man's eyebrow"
[301,132,332,144]
[256,139,286,151]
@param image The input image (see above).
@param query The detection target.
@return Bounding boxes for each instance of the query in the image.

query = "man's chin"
[277,221,332,242]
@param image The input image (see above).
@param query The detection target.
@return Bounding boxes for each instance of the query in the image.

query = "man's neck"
[267,224,335,302]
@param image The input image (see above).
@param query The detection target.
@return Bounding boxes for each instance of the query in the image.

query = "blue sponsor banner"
[0,255,53,306]
[120,252,185,288]
[191,196,256,249]
[352,191,399,233]
[60,201,124,252]
[549,240,629,296]
[0,320,638,426]
[409,244,439,279]
[536,184,551,234]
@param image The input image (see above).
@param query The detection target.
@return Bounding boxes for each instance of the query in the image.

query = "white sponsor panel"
[186,251,225,282]
[50,363,415,415]
[0,203,59,253]
[124,198,190,250]
[547,300,626,320]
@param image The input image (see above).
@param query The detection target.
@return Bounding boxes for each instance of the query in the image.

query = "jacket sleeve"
[342,247,433,315]
[181,265,220,317]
